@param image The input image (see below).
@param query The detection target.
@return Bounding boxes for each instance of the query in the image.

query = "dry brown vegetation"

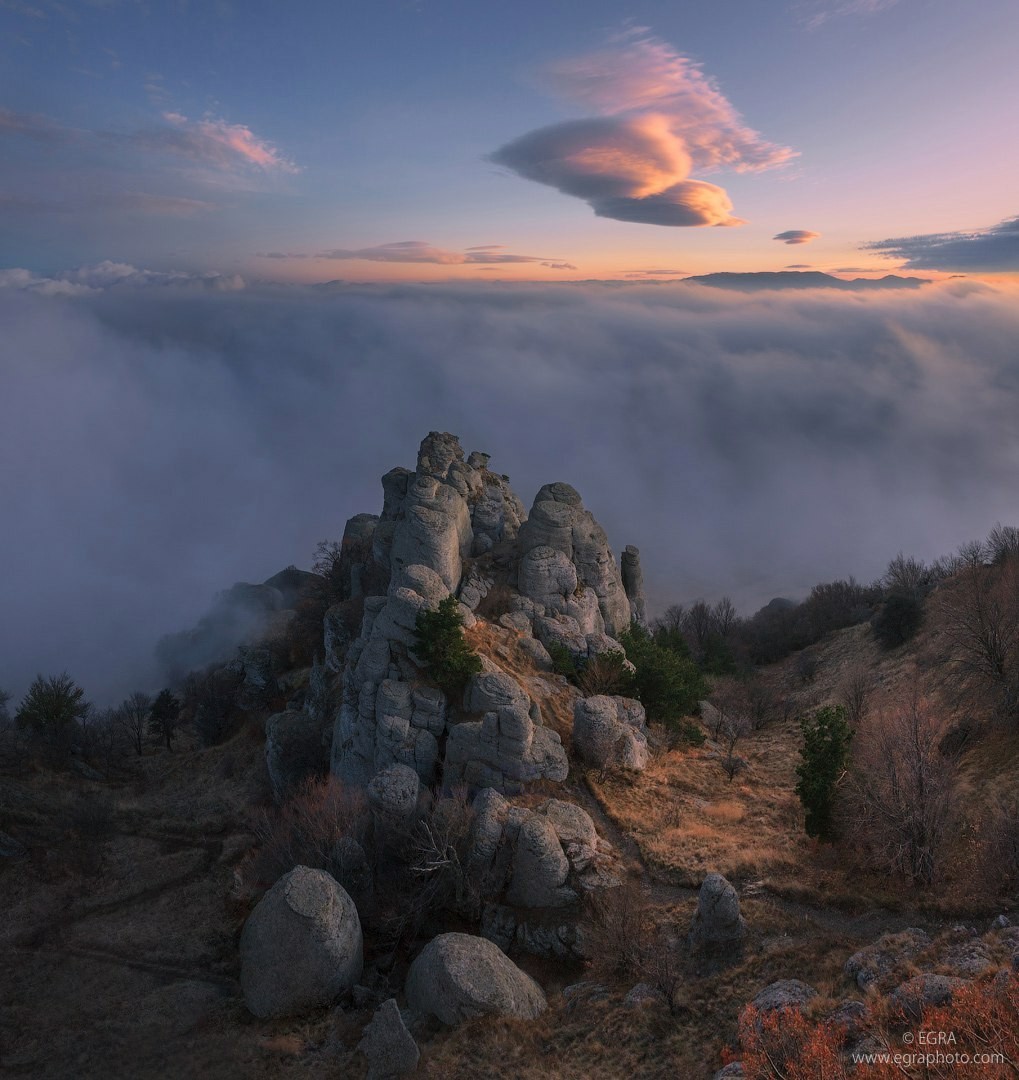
[5,571,1019,1080]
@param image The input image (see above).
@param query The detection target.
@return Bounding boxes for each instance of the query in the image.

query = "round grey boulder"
[367,763,420,822]
[239,866,363,1018]
[405,932,547,1025]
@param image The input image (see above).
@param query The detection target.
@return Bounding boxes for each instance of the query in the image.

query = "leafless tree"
[720,712,751,782]
[713,596,738,639]
[685,599,715,657]
[117,691,152,757]
[987,524,1019,565]
[839,663,876,727]
[883,552,933,597]
[934,553,1019,720]
[849,692,957,887]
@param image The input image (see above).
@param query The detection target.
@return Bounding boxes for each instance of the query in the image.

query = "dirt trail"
[575,775,954,947]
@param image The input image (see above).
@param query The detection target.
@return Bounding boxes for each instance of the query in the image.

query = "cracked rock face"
[572,695,649,772]
[518,482,631,636]
[239,866,363,1019]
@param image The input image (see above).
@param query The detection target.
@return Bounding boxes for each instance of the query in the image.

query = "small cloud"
[541,261,578,270]
[263,241,571,266]
[0,106,68,141]
[774,229,820,245]
[491,32,794,228]
[785,263,812,269]
[863,216,1019,272]
[130,112,300,173]
[795,0,901,29]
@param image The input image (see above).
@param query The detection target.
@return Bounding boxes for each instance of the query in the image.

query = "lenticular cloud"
[490,33,795,226]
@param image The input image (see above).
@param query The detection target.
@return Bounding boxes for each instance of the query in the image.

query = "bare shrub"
[934,554,1019,721]
[117,691,152,757]
[583,880,682,1009]
[848,693,958,886]
[583,879,657,983]
[981,789,1019,893]
[242,776,372,894]
[376,786,478,946]
[720,712,751,782]
[839,663,875,727]
[795,649,820,684]
[576,650,631,697]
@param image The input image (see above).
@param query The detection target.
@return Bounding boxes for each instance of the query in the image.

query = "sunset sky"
[2,0,1018,282]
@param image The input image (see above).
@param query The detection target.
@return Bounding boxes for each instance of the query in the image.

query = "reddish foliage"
[733,973,1019,1080]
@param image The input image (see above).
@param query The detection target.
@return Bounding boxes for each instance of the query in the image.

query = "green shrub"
[619,624,707,743]
[795,704,853,840]
[413,595,483,699]
[872,590,924,649]
[546,642,580,681]
[16,672,90,765]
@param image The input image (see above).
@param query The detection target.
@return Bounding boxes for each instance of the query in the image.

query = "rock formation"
[357,998,420,1079]
[329,431,640,797]
[689,872,747,955]
[239,866,363,1019]
[405,932,547,1025]
[572,695,649,772]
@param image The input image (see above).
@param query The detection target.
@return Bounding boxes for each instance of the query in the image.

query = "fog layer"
[2,275,1017,702]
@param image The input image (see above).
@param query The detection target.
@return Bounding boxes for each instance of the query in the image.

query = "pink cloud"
[774,229,821,245]
[491,31,794,227]
[155,112,300,173]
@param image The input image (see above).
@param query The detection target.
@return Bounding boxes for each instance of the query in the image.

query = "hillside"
[2,432,1017,1080]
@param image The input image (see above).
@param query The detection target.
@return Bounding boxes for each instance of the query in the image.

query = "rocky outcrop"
[889,974,967,1022]
[621,545,647,627]
[442,666,569,793]
[844,928,931,992]
[265,708,329,801]
[239,866,363,1019]
[405,932,547,1025]
[572,695,649,772]
[467,789,613,957]
[358,998,419,1080]
[689,872,746,955]
[518,483,630,636]
[329,432,643,802]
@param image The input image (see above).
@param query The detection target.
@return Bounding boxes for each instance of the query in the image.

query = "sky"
[2,1,1019,704]
[2,0,1019,281]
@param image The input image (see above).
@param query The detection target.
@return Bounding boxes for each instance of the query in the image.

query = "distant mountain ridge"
[684,271,928,291]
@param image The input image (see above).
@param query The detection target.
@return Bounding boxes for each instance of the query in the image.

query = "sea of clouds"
[2,268,1018,702]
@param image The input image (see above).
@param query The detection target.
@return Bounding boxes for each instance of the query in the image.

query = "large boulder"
[358,998,420,1080]
[239,866,363,1018]
[405,932,547,1025]
[573,695,649,772]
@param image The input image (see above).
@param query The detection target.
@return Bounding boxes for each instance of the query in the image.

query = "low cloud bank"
[1,273,1017,702]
